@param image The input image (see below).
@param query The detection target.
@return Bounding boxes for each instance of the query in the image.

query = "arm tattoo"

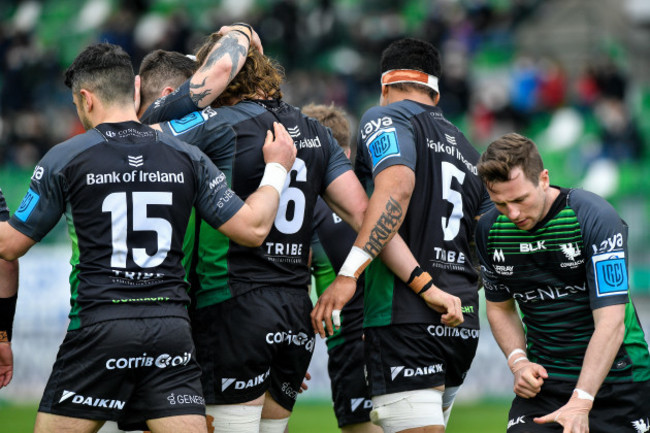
[363,197,403,258]
[190,77,211,105]
[199,33,248,82]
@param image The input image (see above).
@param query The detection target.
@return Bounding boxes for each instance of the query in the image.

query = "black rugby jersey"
[142,82,352,305]
[0,188,9,221]
[312,197,364,350]
[9,121,244,330]
[355,100,491,328]
[476,187,650,383]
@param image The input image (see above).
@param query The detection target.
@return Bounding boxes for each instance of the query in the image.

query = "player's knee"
[369,389,444,433]
[259,416,290,433]
[206,404,263,433]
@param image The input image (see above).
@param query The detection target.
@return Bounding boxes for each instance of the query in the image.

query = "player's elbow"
[236,225,269,248]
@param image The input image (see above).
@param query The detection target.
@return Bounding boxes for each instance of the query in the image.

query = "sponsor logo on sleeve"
[367,127,400,168]
[168,110,208,135]
[592,252,627,297]
[15,188,40,222]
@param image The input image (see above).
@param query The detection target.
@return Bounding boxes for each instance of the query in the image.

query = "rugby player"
[138,28,442,433]
[476,132,650,433]
[0,188,19,389]
[303,102,381,433]
[311,38,492,433]
[0,42,296,433]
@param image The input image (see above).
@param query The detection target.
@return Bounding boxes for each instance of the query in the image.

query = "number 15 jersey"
[9,121,243,330]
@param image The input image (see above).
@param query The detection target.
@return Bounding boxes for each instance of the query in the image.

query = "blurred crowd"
[0,0,644,170]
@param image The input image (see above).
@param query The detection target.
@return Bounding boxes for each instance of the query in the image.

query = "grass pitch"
[0,398,509,432]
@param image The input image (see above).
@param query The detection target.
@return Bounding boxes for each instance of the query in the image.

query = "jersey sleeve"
[160,106,236,162]
[192,148,245,228]
[475,211,513,302]
[0,188,9,221]
[356,105,416,178]
[9,149,69,241]
[570,189,630,309]
[141,80,200,125]
[321,128,353,191]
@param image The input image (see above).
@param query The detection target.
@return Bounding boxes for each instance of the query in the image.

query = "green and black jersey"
[311,197,363,350]
[143,81,352,307]
[9,121,244,330]
[355,101,492,328]
[476,187,650,383]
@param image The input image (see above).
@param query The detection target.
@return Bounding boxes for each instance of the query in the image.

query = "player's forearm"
[486,299,527,360]
[575,304,625,396]
[190,27,251,108]
[378,235,418,282]
[0,258,18,298]
[0,222,34,261]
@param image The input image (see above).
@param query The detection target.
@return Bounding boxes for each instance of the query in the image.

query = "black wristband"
[406,266,423,285]
[232,22,253,32]
[230,28,250,44]
[0,294,17,342]
[418,281,433,296]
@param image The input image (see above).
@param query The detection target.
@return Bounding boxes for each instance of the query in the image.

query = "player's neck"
[92,105,140,127]
[383,88,436,106]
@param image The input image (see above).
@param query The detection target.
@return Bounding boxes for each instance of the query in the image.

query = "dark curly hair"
[380,38,442,99]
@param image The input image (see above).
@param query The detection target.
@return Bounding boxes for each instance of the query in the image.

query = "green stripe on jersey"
[363,260,395,328]
[194,220,232,308]
[66,205,82,331]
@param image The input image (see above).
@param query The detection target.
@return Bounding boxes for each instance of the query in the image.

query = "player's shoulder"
[40,129,105,170]
[566,187,616,215]
[360,102,417,125]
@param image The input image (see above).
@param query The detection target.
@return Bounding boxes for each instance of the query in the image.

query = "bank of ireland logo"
[128,155,143,167]
[287,125,300,138]
[444,133,457,145]
[592,252,627,297]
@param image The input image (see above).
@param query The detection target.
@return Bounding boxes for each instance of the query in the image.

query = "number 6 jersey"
[9,121,244,330]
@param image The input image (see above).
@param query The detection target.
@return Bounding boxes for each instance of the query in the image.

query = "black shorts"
[364,323,479,397]
[507,379,650,432]
[328,336,372,427]
[192,287,314,411]
[39,317,204,428]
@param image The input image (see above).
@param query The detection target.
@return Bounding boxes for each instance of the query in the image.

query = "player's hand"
[217,24,264,54]
[420,286,464,327]
[263,122,296,172]
[0,342,13,388]
[511,359,548,399]
[534,390,592,432]
[311,275,356,338]
[298,371,311,393]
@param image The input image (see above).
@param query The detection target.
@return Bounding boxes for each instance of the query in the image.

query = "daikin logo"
[390,366,405,380]
[128,155,144,167]
[350,398,372,412]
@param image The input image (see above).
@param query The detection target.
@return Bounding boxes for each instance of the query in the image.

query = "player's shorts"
[328,335,373,427]
[364,323,479,397]
[507,378,650,432]
[39,317,204,428]
[192,286,315,411]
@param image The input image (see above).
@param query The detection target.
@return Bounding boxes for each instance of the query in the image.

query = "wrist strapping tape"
[339,246,372,280]
[507,348,527,361]
[407,266,434,296]
[573,388,595,401]
[260,162,288,197]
